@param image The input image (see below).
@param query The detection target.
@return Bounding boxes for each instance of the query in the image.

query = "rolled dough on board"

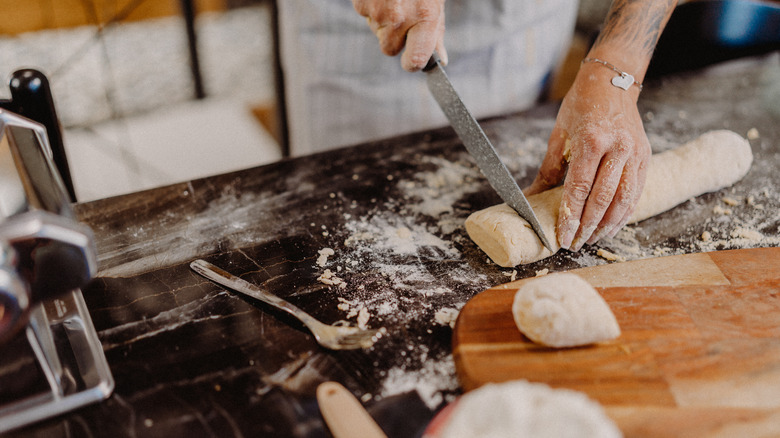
[465,130,753,267]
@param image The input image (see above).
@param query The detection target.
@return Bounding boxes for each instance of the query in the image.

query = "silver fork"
[190,259,381,350]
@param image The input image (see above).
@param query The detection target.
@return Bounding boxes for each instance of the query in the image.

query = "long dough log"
[465,130,753,267]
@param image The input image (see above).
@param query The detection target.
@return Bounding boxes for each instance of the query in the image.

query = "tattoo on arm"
[594,0,677,58]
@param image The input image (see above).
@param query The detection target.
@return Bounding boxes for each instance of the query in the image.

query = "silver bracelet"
[581,57,643,91]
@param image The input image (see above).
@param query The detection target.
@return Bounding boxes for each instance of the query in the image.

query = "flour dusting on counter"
[379,353,460,409]
[400,156,483,219]
[303,155,497,405]
[344,215,457,258]
[593,185,780,262]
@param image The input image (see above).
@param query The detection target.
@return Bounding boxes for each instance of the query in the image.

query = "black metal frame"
[179,0,289,156]
[0,70,76,203]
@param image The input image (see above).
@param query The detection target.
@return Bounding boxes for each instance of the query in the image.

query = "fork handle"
[190,259,317,326]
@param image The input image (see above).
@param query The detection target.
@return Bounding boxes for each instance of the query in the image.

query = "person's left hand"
[526,62,651,251]
[352,0,447,72]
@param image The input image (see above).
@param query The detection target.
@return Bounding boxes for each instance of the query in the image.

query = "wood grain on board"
[453,247,780,437]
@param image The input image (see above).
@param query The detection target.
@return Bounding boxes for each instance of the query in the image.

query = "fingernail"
[572,224,597,251]
[586,233,601,246]
[607,225,623,239]
[559,235,572,250]
[572,233,589,252]
[587,226,609,245]
[557,219,579,250]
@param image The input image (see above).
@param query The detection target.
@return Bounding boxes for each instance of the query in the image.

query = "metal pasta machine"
[0,69,113,432]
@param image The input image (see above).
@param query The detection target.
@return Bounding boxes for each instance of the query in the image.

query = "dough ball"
[512,273,620,348]
[440,380,622,438]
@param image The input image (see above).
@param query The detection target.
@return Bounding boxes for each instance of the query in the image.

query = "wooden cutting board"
[453,247,780,437]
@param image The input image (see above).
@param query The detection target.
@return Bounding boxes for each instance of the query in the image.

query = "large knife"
[423,53,554,251]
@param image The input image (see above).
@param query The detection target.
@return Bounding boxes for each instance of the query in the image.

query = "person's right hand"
[352,0,447,72]
[525,61,651,252]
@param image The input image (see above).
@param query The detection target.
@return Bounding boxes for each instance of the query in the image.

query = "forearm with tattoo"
[591,0,677,79]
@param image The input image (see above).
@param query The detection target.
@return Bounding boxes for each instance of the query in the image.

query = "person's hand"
[526,62,651,251]
[352,0,447,72]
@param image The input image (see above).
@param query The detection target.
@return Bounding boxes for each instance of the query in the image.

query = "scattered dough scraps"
[356,307,371,330]
[396,227,412,239]
[438,380,621,438]
[730,227,763,241]
[318,269,346,288]
[652,247,671,257]
[713,205,732,215]
[317,248,335,267]
[337,297,372,329]
[337,298,351,312]
[435,307,460,328]
[596,248,626,263]
[512,273,621,348]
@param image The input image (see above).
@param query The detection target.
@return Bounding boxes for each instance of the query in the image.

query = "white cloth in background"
[279,0,578,156]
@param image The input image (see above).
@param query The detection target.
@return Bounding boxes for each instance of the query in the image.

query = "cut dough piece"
[466,130,753,266]
[439,380,621,438]
[512,273,620,348]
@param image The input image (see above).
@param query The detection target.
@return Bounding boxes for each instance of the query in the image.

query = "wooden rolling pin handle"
[317,381,388,438]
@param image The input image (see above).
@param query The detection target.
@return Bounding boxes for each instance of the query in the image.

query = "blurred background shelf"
[0,0,282,202]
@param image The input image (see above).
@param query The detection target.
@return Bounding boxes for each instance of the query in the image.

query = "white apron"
[279,0,578,156]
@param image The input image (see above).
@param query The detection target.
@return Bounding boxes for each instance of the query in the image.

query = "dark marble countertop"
[11,54,780,437]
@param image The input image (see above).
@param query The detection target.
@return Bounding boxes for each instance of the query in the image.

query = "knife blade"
[423,53,554,252]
